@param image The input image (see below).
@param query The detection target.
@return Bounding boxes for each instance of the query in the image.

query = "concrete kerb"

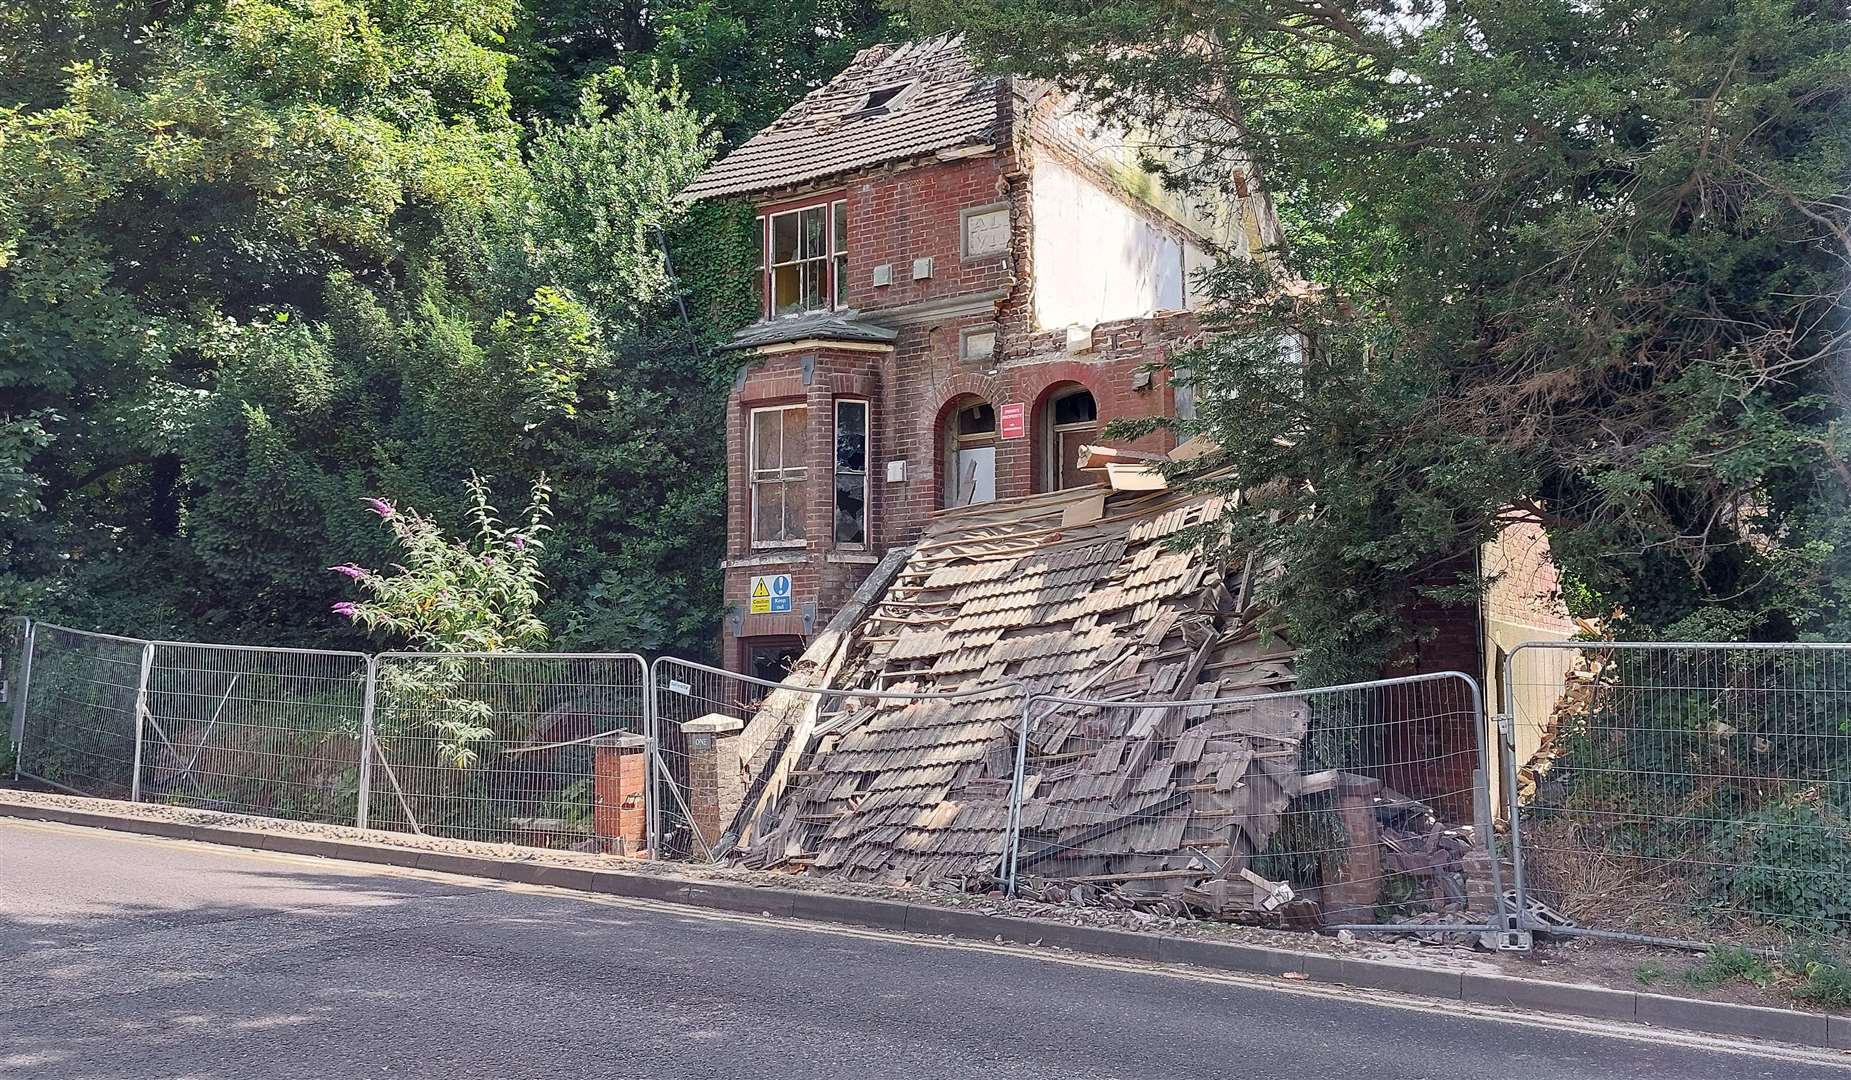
[3,797,1845,1051]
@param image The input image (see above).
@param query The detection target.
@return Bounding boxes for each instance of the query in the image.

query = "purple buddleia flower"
[511,535,527,551]
[363,498,396,518]
[331,602,360,618]
[328,564,367,580]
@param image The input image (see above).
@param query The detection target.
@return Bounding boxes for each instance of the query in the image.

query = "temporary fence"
[1503,641,1851,951]
[649,655,1028,872]
[12,613,1851,953]
[369,651,648,849]
[15,624,148,799]
[1009,671,1502,934]
[7,622,662,854]
[140,642,369,824]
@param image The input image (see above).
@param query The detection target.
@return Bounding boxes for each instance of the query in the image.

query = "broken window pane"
[801,259,824,310]
[771,212,800,263]
[801,207,826,259]
[834,399,868,545]
[772,264,802,315]
[834,473,865,545]
[1053,390,1097,426]
[835,401,867,472]
[957,402,997,436]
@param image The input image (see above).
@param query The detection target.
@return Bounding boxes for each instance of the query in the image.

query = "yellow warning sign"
[749,574,792,615]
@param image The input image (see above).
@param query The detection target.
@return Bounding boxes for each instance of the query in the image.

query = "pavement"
[2,819,1847,1080]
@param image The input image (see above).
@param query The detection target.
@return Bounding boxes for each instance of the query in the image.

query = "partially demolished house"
[675,34,1537,925]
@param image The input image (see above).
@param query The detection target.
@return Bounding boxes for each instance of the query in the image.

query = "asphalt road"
[2,820,1845,1080]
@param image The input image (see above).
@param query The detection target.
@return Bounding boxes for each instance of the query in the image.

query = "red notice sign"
[999,401,1026,439]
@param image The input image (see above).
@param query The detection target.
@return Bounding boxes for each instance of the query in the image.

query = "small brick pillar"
[684,713,745,850]
[1325,773,1384,924]
[592,734,649,857]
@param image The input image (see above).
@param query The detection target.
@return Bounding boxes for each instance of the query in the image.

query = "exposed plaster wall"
[1030,158,1192,330]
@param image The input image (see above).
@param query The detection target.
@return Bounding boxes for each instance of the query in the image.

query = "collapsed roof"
[681,33,1007,202]
[727,472,1309,902]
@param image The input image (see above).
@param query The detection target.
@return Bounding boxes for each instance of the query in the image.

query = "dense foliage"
[1,0,895,654]
[916,0,1851,678]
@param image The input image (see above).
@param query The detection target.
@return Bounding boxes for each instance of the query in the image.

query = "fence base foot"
[1485,914,1533,952]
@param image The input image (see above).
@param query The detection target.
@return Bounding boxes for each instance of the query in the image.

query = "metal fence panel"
[369,652,648,849]
[16,624,148,799]
[650,657,1028,871]
[1505,641,1851,949]
[4,615,30,767]
[1010,672,1501,932]
[138,642,370,824]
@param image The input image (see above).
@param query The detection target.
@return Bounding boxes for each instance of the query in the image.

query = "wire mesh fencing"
[369,652,648,850]
[650,656,1028,875]
[14,624,149,799]
[1007,672,1502,933]
[4,615,29,760]
[1505,641,1851,950]
[138,643,369,824]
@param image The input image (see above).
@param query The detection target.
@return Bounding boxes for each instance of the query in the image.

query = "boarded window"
[943,402,997,508]
[750,405,808,544]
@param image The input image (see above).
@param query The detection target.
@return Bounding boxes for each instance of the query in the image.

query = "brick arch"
[1020,367,1107,494]
[929,383,1003,510]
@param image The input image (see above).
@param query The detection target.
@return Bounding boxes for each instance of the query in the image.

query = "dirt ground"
[2,786,1840,1015]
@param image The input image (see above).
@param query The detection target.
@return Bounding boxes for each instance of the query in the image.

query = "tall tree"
[0,0,725,650]
[913,0,1851,676]
[507,0,901,140]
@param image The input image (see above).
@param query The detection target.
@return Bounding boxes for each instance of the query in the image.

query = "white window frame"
[749,404,809,548]
[763,199,848,318]
[833,398,870,548]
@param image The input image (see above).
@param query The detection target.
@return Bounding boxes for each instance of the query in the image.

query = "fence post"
[129,641,154,803]
[356,656,377,830]
[1002,695,1033,897]
[643,657,660,856]
[10,619,33,783]
[1500,645,1532,942]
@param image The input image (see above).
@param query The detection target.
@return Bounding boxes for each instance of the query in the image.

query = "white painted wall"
[1032,159,1196,330]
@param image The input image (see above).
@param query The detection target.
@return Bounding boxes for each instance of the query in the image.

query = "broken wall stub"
[1013,673,1496,928]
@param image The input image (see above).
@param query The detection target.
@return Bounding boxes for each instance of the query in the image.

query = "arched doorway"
[1042,386,1098,491]
[941,399,997,508]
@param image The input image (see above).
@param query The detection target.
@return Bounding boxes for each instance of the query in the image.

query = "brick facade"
[715,97,1216,670]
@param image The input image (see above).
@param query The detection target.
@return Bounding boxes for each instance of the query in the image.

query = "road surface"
[1,819,1844,1079]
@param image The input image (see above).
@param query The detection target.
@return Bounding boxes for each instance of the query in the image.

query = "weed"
[1784,946,1851,1008]
[1634,961,1665,986]
[1684,946,1776,990]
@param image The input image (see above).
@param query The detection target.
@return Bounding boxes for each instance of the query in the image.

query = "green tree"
[1,0,730,654]
[914,0,1851,676]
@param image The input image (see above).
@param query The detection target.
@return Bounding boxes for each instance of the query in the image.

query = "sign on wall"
[750,573,793,615]
[962,206,1011,259]
[999,402,1027,440]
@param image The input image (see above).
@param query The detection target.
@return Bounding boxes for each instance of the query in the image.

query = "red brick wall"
[724,146,1206,669]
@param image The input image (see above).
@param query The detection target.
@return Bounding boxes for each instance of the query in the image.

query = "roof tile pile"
[735,481,1309,907]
